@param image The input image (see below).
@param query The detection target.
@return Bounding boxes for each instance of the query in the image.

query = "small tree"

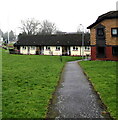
[3,30,15,42]
[0,29,3,37]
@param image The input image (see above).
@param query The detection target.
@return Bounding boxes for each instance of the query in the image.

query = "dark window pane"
[97,47,106,58]
[112,46,118,56]
[97,28,104,36]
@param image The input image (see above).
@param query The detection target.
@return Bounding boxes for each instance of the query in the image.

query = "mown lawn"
[2,50,81,118]
[0,47,2,119]
[79,61,117,119]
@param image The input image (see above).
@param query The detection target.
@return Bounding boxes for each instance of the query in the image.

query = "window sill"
[96,56,106,58]
[113,54,118,56]
[111,35,118,37]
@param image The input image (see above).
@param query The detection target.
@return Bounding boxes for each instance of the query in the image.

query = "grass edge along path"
[79,61,117,120]
[0,47,2,119]
[2,50,82,118]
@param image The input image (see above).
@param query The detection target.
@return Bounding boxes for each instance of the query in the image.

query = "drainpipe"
[82,31,84,60]
[79,24,84,60]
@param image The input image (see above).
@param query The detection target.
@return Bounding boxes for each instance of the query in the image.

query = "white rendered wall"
[44,46,62,55]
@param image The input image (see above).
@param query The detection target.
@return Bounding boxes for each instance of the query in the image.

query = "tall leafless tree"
[40,20,57,34]
[20,19,58,35]
[20,18,41,35]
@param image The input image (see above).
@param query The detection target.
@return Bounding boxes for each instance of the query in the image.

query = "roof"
[87,11,118,29]
[14,33,90,46]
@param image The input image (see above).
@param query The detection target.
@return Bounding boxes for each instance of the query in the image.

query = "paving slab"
[47,61,111,119]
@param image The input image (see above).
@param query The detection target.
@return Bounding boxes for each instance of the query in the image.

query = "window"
[56,46,60,51]
[111,28,118,37]
[46,46,50,50]
[23,46,26,49]
[97,28,104,36]
[112,46,118,56]
[31,46,35,50]
[85,46,90,50]
[73,46,78,50]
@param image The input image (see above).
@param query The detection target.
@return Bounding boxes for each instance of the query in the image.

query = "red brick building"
[87,11,118,61]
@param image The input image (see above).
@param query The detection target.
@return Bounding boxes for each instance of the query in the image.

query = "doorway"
[62,46,70,56]
[97,46,106,58]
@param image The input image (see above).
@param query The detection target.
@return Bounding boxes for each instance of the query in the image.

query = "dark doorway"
[97,47,106,58]
[62,46,67,56]
[112,46,118,56]
[62,46,70,56]
[96,24,106,45]
[36,46,41,55]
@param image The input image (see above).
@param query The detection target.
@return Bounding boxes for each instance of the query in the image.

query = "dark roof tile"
[15,33,90,46]
[87,11,118,29]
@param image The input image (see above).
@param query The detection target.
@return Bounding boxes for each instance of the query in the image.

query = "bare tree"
[40,20,57,34]
[0,29,3,37]
[20,18,40,35]
[3,30,15,41]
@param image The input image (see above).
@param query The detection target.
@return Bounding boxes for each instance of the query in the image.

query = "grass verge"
[79,61,117,119]
[2,49,81,118]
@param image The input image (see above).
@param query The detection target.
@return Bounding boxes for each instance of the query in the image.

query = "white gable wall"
[84,47,91,56]
[81,46,91,56]
[30,46,36,54]
[44,46,62,55]
[20,46,28,54]
[70,46,81,56]
[70,46,91,56]
[20,46,36,54]
[20,46,91,56]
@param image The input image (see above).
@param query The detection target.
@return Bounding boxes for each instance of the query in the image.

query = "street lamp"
[79,24,84,60]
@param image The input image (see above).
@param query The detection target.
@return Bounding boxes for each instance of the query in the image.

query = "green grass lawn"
[2,49,81,118]
[0,47,2,119]
[79,61,117,119]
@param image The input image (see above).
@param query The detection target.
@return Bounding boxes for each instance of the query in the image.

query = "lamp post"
[79,24,84,60]
[7,16,9,46]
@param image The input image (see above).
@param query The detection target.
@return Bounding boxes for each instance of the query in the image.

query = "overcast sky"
[0,0,117,34]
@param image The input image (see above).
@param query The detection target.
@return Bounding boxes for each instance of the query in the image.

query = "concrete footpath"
[47,61,111,119]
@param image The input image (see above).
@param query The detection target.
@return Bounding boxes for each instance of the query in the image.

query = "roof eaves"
[87,11,118,29]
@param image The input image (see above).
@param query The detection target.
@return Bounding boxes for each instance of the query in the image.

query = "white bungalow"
[0,35,3,46]
[14,33,91,56]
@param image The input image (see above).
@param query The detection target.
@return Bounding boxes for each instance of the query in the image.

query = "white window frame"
[46,46,50,50]
[73,46,78,51]
[22,46,26,50]
[31,46,35,50]
[56,46,60,51]
[85,46,90,50]
[112,28,118,35]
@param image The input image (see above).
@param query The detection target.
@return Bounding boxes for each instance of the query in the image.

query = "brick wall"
[90,18,118,46]
[91,46,96,60]
[91,46,118,61]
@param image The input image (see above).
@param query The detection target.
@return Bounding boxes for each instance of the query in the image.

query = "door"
[96,24,106,46]
[97,46,106,58]
[36,46,41,55]
[62,46,68,56]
